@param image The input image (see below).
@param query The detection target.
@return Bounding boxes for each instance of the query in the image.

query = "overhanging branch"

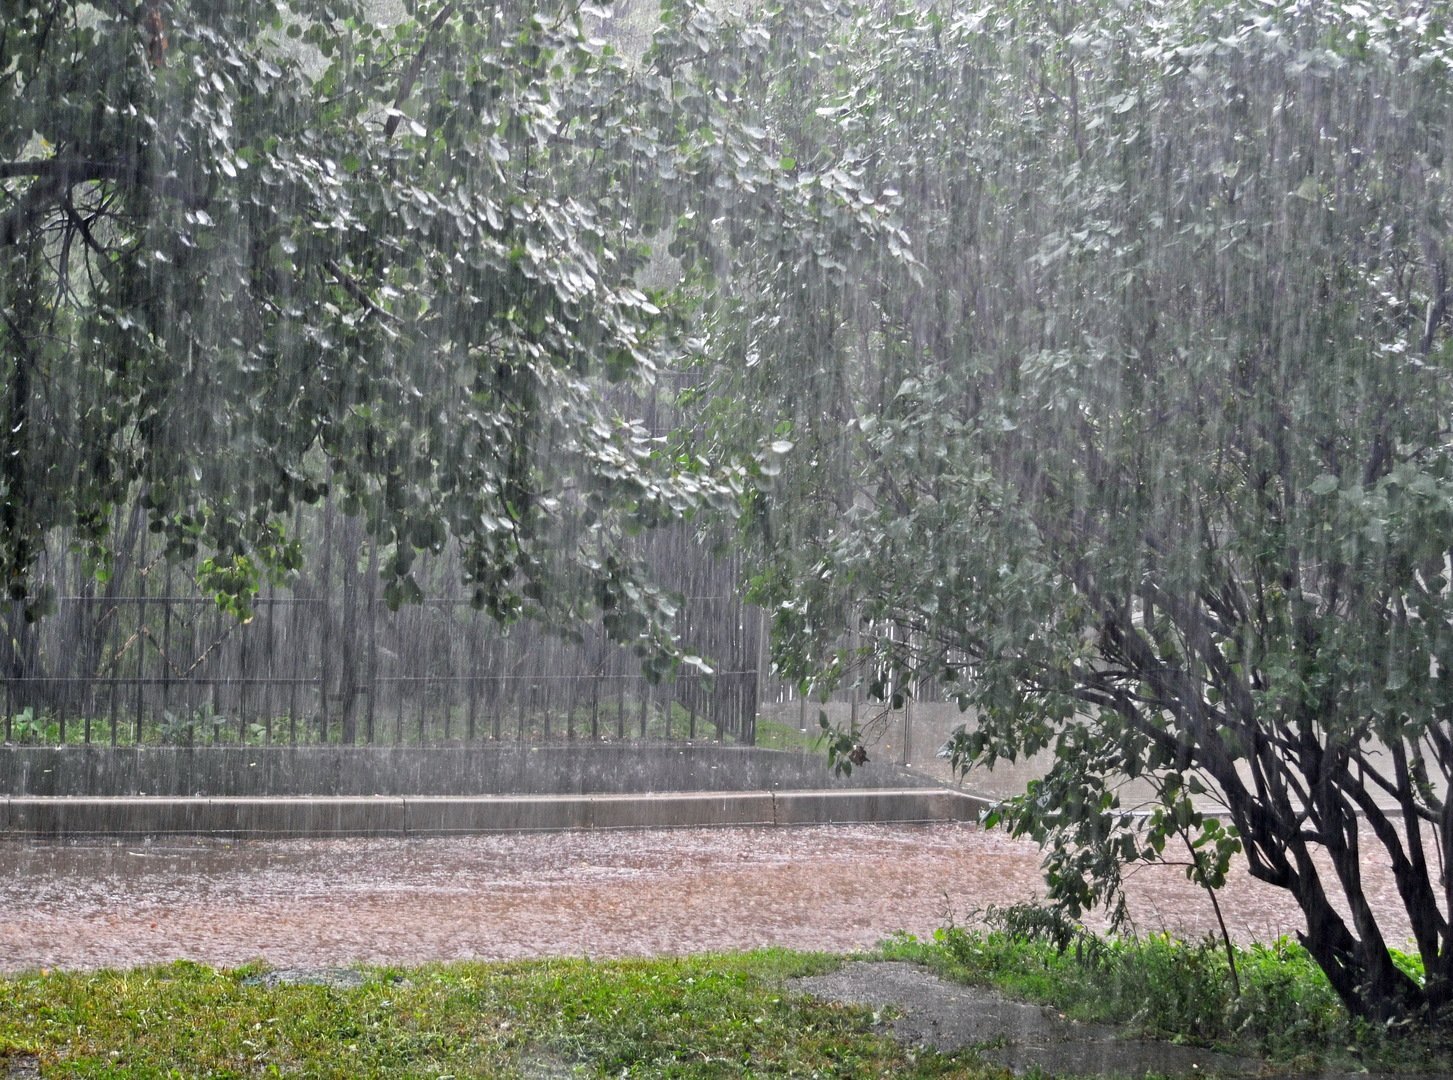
[1,158,201,247]
[0,159,129,182]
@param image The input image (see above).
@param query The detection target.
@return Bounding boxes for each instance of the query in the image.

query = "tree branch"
[1,158,201,247]
[0,159,129,182]
[323,259,401,327]
[383,3,458,141]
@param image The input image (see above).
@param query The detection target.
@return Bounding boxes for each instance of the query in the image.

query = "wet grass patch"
[878,910,1452,1077]
[752,717,822,753]
[0,952,996,1078]
[7,939,1449,1077]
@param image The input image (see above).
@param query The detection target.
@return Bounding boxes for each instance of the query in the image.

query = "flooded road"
[0,823,1410,972]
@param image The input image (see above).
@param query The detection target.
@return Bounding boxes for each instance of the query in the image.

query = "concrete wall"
[0,744,946,797]
[1,788,990,838]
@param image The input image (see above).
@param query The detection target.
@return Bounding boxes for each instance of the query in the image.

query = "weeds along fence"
[0,530,762,749]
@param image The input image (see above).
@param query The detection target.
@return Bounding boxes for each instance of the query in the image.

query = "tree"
[0,0,736,664]
[699,0,1453,1022]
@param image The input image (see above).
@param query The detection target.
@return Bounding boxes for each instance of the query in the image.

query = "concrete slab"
[8,796,211,836]
[589,792,777,829]
[772,789,987,826]
[402,795,595,834]
[0,789,988,838]
[205,797,405,837]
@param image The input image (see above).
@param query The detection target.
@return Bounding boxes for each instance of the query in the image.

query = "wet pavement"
[792,961,1265,1077]
[0,822,1417,973]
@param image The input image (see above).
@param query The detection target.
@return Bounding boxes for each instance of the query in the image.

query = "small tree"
[701,0,1453,1023]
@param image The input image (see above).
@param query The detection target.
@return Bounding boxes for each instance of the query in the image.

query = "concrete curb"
[0,788,992,838]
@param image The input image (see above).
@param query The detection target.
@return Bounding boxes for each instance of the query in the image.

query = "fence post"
[318,503,333,744]
[162,561,174,739]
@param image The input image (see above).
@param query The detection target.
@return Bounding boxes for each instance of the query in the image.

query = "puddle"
[791,961,1424,1080]
[792,960,1262,1077]
[0,823,1407,973]
[1,1055,39,1080]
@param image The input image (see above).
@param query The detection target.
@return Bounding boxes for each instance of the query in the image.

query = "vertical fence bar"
[287,593,302,745]
[442,663,453,743]
[616,676,625,739]
[466,608,479,743]
[264,585,276,744]
[237,609,249,745]
[467,672,478,742]
[417,608,429,741]
[395,675,404,745]
[491,675,502,741]
[133,599,145,744]
[189,600,204,740]
[161,563,174,739]
[211,604,224,740]
[108,599,121,745]
[590,674,599,741]
[266,601,279,744]
[318,509,332,746]
[365,541,379,746]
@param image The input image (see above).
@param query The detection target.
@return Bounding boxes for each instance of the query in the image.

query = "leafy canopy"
[0,0,745,664]
[694,0,1453,1023]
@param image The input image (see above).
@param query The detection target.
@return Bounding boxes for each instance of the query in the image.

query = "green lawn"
[2,931,1449,1078]
[0,951,992,1079]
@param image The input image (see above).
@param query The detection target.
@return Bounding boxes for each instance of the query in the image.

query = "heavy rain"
[3,0,1453,1073]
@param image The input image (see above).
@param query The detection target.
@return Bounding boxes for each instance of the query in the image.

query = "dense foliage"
[696,0,1453,1023]
[0,0,746,663]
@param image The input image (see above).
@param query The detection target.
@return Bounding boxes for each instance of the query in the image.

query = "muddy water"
[0,824,1413,972]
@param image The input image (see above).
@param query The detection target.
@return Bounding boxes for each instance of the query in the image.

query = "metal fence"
[0,570,761,748]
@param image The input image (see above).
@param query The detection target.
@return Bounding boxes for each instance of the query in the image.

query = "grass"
[752,717,821,752]
[0,952,996,1079]
[5,928,1452,1076]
